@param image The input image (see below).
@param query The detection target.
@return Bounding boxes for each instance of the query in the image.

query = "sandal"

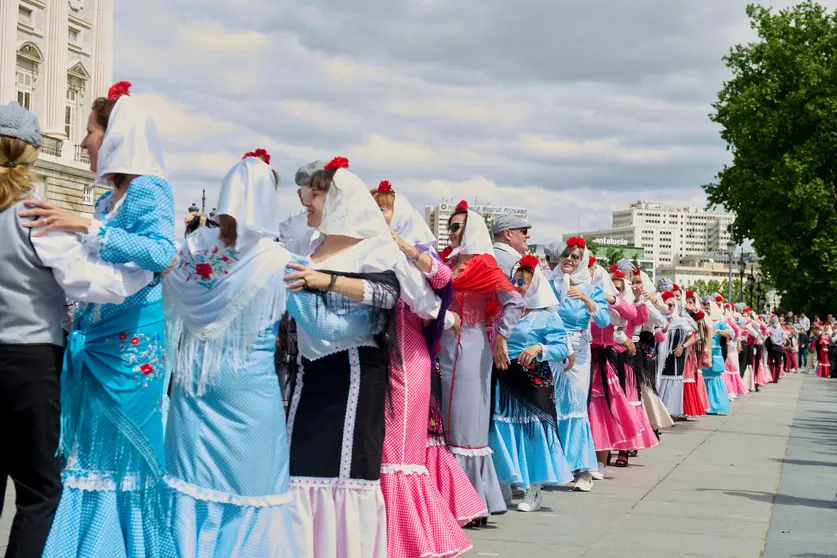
[615,452,629,468]
[605,451,613,467]
[627,450,638,458]
[464,519,481,529]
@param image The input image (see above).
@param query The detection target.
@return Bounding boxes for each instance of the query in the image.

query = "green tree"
[604,248,625,268]
[690,279,709,296]
[705,2,837,314]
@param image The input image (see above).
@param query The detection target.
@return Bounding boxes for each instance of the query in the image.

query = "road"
[2,374,835,557]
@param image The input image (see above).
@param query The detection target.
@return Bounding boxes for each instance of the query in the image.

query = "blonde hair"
[0,136,39,211]
[370,189,395,210]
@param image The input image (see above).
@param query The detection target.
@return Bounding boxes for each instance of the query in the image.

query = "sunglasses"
[560,251,581,262]
[511,278,526,287]
[447,223,463,233]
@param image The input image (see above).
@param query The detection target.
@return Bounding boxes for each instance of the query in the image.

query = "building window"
[16,68,33,110]
[64,105,75,141]
[69,28,80,44]
[18,6,32,25]
[83,185,93,205]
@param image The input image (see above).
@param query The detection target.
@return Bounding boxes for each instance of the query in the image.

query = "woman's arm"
[611,295,638,322]
[538,314,571,363]
[285,263,399,309]
[589,286,611,328]
[86,178,177,273]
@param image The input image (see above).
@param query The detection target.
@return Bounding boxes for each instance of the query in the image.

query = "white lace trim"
[556,411,588,420]
[286,356,305,443]
[62,471,152,492]
[493,415,544,424]
[339,348,362,479]
[164,474,292,508]
[380,464,429,476]
[426,437,447,448]
[291,476,380,491]
[448,445,493,457]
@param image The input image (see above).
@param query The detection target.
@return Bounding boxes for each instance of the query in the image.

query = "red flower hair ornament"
[672,284,681,291]
[455,200,469,213]
[324,156,349,170]
[588,256,597,267]
[242,148,271,165]
[715,295,724,303]
[661,291,675,302]
[566,237,586,250]
[685,290,695,299]
[518,254,540,271]
[108,81,132,100]
[693,310,706,321]
[612,271,625,279]
[609,264,618,272]
[377,180,393,193]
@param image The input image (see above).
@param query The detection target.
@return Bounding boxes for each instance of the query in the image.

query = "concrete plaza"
[2,374,835,557]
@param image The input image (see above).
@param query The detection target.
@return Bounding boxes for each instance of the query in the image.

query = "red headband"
[108,81,131,100]
[377,180,393,193]
[324,156,349,170]
[242,148,271,165]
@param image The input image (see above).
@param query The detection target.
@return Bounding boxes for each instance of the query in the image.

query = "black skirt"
[287,346,388,481]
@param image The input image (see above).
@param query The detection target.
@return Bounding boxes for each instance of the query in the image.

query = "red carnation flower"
[609,264,618,272]
[108,81,132,100]
[140,363,153,375]
[518,254,540,271]
[131,337,140,345]
[662,291,675,302]
[242,148,271,165]
[566,236,586,250]
[377,180,393,193]
[455,200,469,212]
[324,156,349,170]
[119,332,127,340]
[715,295,724,302]
[685,290,695,298]
[694,310,706,321]
[612,271,625,279]
[588,256,597,267]
[672,284,681,291]
[195,263,213,278]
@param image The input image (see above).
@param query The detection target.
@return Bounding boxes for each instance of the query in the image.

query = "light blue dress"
[489,309,574,488]
[703,321,731,415]
[44,176,177,558]
[552,282,610,472]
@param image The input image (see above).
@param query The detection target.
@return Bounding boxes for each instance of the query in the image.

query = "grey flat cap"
[491,214,530,236]
[294,160,326,187]
[616,258,636,272]
[657,277,673,292]
[0,102,42,148]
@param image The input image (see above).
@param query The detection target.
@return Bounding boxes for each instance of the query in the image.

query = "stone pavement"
[2,374,834,557]
[468,373,837,558]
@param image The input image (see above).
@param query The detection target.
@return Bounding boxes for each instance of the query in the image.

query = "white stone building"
[424,198,528,250]
[563,201,737,269]
[1,0,114,215]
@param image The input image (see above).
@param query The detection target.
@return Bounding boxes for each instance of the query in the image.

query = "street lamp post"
[747,273,755,309]
[738,252,746,303]
[727,242,736,302]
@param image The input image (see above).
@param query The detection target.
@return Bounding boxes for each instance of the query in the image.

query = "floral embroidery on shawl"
[177,245,240,289]
[118,331,166,388]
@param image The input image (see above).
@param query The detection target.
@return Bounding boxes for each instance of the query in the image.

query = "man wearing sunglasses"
[491,214,531,278]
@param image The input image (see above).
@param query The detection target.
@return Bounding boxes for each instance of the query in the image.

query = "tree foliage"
[705,1,837,314]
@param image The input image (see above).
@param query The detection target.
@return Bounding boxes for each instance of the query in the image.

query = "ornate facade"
[0,0,114,216]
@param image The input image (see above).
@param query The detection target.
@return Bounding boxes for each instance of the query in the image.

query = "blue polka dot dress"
[43,176,177,558]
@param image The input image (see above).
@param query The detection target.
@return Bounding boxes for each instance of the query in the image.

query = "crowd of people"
[0,82,831,558]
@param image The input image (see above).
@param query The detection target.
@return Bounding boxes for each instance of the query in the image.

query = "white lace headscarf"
[96,87,165,184]
[512,257,559,311]
[390,191,437,248]
[215,155,280,247]
[318,163,391,241]
[449,203,494,258]
[551,240,591,299]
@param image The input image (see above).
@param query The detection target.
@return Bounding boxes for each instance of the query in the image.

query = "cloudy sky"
[113,0,827,242]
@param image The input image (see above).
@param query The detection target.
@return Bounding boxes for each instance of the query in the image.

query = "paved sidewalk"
[468,374,837,557]
[2,374,834,557]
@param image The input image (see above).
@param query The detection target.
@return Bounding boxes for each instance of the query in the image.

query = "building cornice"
[69,14,92,30]
[17,22,44,38]
[20,0,46,9]
[35,158,95,181]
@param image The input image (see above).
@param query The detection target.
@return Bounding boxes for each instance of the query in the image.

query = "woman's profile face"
[301,186,327,228]
[559,247,582,274]
[448,213,466,248]
[80,111,105,173]
[379,204,393,226]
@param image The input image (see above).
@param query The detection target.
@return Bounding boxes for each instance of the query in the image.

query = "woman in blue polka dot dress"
[29,82,177,558]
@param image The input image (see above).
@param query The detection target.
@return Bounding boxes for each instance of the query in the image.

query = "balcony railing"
[75,145,90,164]
[41,136,63,157]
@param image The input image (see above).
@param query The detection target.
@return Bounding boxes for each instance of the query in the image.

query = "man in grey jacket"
[491,214,531,278]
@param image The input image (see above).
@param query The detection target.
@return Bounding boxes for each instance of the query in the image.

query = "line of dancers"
[0,83,785,558]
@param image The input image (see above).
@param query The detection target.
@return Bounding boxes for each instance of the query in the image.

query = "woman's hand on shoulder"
[19,199,91,236]
[284,262,332,293]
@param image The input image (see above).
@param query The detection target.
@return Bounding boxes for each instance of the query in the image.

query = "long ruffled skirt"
[702,369,731,415]
[682,352,706,417]
[555,334,597,471]
[613,356,658,451]
[588,348,644,451]
[425,438,487,525]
